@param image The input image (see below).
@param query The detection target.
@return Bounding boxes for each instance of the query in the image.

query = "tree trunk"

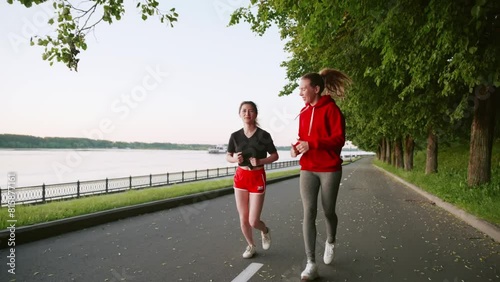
[385,138,392,165]
[391,141,396,166]
[425,128,438,174]
[380,138,386,162]
[467,86,497,186]
[404,135,415,171]
[377,139,382,160]
[394,137,404,169]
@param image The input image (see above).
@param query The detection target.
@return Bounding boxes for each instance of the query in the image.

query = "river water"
[0,149,297,187]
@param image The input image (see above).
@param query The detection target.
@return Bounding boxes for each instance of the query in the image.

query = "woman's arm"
[262,152,279,165]
[250,152,279,166]
[226,152,243,163]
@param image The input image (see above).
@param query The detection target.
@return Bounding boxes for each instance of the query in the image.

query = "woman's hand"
[235,152,243,164]
[249,157,259,167]
[295,140,310,154]
[227,152,243,164]
[290,142,299,157]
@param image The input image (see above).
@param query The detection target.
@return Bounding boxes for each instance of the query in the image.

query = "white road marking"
[232,263,264,282]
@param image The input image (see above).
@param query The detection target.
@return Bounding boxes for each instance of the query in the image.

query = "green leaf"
[476,20,482,31]
[471,5,481,18]
[477,0,487,6]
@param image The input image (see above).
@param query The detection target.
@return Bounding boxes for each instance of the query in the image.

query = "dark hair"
[302,68,352,98]
[239,101,259,126]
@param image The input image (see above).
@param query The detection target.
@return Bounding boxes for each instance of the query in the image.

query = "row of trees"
[0,134,211,150]
[230,0,499,187]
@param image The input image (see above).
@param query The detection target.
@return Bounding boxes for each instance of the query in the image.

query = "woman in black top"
[226,101,279,259]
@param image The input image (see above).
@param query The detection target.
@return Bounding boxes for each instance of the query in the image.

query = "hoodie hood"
[296,95,334,119]
[311,95,334,108]
[297,95,336,136]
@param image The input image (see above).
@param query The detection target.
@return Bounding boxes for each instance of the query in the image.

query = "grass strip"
[0,169,300,229]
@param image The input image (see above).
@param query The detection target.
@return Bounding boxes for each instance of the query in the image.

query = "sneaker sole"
[300,274,318,281]
[242,252,255,259]
[262,243,271,250]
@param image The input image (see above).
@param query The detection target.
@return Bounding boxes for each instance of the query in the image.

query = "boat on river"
[208,145,227,154]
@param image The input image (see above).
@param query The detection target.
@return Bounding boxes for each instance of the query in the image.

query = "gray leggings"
[300,170,342,261]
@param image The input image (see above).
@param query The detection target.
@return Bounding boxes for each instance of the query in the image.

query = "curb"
[374,165,500,243]
[0,174,299,249]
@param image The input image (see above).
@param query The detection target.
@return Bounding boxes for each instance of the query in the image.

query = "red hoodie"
[297,95,345,172]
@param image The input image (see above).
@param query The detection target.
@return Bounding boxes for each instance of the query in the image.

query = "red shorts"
[233,167,267,194]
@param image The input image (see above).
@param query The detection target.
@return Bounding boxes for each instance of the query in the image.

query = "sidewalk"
[1,157,499,281]
[2,159,499,247]
[374,165,500,243]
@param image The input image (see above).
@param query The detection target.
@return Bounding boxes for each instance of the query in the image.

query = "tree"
[7,0,178,71]
[407,0,500,184]
[232,0,499,186]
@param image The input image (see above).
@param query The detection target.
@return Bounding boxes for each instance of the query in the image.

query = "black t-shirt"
[227,127,277,168]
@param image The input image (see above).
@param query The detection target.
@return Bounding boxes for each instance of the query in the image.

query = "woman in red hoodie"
[291,68,351,280]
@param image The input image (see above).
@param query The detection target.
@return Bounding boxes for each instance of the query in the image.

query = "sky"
[0,0,305,147]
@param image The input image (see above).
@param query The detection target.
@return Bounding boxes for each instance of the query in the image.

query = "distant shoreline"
[0,134,291,151]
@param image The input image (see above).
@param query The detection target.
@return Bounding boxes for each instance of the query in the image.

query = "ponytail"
[302,68,352,99]
[319,68,352,98]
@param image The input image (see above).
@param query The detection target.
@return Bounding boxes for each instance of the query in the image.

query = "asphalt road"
[1,157,499,282]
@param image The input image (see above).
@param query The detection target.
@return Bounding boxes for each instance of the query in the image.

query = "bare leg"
[249,192,267,232]
[234,189,254,246]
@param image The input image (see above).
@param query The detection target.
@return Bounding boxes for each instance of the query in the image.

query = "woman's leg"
[318,170,342,244]
[300,170,321,262]
[248,192,267,232]
[234,188,254,246]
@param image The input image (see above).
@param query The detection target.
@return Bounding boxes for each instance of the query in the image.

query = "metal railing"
[0,160,299,207]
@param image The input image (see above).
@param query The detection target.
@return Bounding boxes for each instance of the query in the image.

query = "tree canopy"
[231,0,500,186]
[7,0,178,71]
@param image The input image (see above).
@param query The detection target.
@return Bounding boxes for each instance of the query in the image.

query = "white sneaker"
[242,245,256,259]
[323,240,335,264]
[300,261,318,280]
[261,227,271,250]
